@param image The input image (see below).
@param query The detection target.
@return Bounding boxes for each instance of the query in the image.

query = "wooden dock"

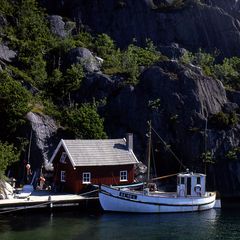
[0,190,99,213]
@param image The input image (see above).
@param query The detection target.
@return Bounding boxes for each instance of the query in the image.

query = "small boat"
[15,184,33,199]
[99,121,216,213]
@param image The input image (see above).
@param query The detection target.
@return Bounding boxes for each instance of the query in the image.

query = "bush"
[63,103,107,139]
[225,147,240,161]
[180,50,240,91]
[209,111,239,129]
[210,112,229,129]
[0,71,31,137]
[180,49,215,77]
[0,142,19,178]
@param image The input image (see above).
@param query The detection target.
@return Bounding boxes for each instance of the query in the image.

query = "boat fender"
[194,185,201,194]
[179,189,185,197]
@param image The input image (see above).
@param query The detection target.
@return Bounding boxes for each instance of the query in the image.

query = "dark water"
[0,209,240,240]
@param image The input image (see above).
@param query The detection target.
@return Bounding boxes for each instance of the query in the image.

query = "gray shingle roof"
[51,139,139,167]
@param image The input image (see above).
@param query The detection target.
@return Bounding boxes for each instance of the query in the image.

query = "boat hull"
[99,185,216,213]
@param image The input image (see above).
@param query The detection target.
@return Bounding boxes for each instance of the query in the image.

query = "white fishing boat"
[99,172,216,213]
[99,121,217,213]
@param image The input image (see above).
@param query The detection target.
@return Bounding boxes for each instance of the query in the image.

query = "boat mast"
[147,121,152,182]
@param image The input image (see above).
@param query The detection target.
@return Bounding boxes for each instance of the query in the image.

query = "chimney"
[126,133,133,151]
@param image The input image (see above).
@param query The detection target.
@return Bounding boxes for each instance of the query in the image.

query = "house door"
[187,177,191,195]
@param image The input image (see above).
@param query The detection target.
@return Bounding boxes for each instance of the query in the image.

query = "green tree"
[121,40,165,84]
[0,142,19,178]
[46,68,64,101]
[0,0,15,15]
[180,49,215,77]
[64,64,84,105]
[16,0,51,44]
[74,31,94,49]
[95,33,121,73]
[214,57,240,90]
[13,0,54,87]
[0,71,31,138]
[95,33,116,59]
[63,103,107,139]
[46,64,84,104]
[65,64,84,92]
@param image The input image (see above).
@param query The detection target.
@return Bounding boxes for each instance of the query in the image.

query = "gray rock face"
[61,0,240,58]
[226,89,240,107]
[0,44,16,70]
[0,44,16,62]
[26,112,58,170]
[65,47,101,72]
[158,43,187,59]
[102,61,240,196]
[105,61,227,155]
[75,72,116,102]
[205,0,240,17]
[47,15,68,38]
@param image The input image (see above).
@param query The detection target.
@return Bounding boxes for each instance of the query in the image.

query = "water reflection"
[91,210,220,240]
[1,209,240,240]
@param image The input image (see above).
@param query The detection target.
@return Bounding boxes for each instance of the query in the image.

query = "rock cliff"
[27,58,240,196]
[24,0,240,197]
[40,0,240,58]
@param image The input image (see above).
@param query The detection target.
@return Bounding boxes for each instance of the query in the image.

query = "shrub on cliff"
[45,64,84,105]
[180,50,240,90]
[0,71,31,138]
[209,111,239,129]
[62,103,107,139]
[214,57,240,90]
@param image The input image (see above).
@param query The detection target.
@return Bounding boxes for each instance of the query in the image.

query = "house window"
[120,170,128,182]
[82,172,91,184]
[60,152,67,164]
[61,171,66,182]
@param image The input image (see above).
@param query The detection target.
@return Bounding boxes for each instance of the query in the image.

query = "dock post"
[48,195,53,209]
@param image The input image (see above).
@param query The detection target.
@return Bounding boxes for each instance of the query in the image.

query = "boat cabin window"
[82,172,91,184]
[187,177,191,195]
[120,171,128,182]
[60,171,66,182]
[180,177,184,184]
[197,177,201,184]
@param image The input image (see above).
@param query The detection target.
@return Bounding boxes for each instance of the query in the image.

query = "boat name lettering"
[119,192,137,200]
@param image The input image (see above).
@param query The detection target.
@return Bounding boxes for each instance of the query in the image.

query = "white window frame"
[120,170,128,182]
[60,152,67,164]
[82,172,91,184]
[60,171,66,182]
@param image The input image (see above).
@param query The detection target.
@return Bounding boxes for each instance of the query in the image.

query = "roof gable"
[50,138,139,167]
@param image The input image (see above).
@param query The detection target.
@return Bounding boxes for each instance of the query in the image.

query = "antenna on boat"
[204,118,207,175]
[147,120,152,182]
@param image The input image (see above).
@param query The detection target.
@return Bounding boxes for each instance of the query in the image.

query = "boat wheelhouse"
[177,172,206,197]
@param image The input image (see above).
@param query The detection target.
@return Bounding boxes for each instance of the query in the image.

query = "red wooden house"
[49,134,139,193]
